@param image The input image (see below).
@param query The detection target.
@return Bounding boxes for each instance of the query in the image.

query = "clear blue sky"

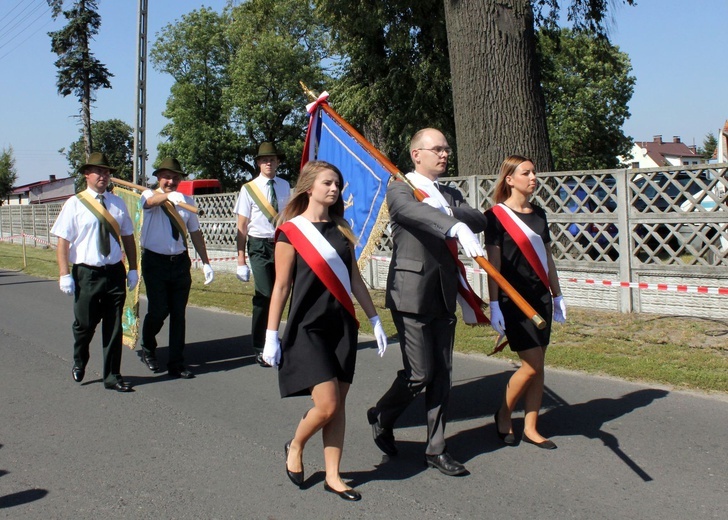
[2,0,726,186]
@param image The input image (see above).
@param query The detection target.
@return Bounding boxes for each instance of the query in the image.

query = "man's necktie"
[97,194,111,256]
[268,179,278,212]
[167,208,180,240]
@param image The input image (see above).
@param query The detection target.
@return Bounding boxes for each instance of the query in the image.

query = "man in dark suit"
[367,128,487,476]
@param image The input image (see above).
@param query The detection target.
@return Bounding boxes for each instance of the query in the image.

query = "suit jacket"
[385,179,487,317]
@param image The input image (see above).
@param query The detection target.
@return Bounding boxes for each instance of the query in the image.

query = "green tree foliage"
[64,119,134,190]
[151,7,245,191]
[538,28,635,171]
[314,0,454,173]
[699,132,718,161]
[47,0,113,159]
[225,0,330,181]
[0,146,18,205]
[151,1,329,189]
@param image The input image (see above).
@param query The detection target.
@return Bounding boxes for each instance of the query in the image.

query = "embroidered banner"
[302,102,388,263]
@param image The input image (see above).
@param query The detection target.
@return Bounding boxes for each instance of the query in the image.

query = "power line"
[0,0,46,39]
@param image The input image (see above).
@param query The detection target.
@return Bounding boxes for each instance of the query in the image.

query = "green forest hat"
[255,142,281,160]
[153,157,188,177]
[79,152,117,174]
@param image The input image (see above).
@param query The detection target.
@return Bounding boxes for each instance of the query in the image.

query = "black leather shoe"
[425,452,468,476]
[367,407,397,456]
[522,432,557,450]
[495,408,516,446]
[284,440,304,487]
[72,366,85,383]
[141,352,159,372]
[105,381,133,393]
[256,353,272,367]
[323,483,361,501]
[168,368,195,379]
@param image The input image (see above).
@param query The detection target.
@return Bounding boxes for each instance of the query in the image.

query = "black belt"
[249,236,275,243]
[76,262,123,271]
[143,249,189,262]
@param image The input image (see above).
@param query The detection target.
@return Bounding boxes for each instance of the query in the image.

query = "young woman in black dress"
[264,160,388,501]
[484,155,566,449]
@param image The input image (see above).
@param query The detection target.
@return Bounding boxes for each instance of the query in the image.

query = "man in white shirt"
[234,142,291,366]
[51,152,139,393]
[139,157,214,379]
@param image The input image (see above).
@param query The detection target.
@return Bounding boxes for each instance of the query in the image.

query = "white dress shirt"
[233,175,291,239]
[140,189,200,255]
[51,188,134,266]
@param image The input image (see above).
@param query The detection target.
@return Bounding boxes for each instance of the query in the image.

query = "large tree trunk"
[443,0,552,176]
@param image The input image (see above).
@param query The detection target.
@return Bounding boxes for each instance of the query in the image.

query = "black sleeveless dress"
[277,221,359,397]
[484,205,553,351]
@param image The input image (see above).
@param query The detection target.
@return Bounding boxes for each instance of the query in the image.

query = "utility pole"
[132,0,148,185]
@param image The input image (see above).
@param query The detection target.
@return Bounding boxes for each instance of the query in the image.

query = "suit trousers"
[71,262,127,386]
[141,250,192,371]
[375,310,456,455]
[247,237,275,354]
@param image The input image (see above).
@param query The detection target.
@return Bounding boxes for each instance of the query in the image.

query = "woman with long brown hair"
[484,155,566,449]
[264,160,388,501]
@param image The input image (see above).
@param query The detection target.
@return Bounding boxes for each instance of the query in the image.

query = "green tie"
[268,179,278,212]
[97,194,111,256]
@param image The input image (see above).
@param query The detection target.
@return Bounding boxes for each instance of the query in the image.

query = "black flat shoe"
[323,483,361,501]
[168,369,195,379]
[494,408,516,446]
[367,407,397,456]
[425,452,468,476]
[522,432,557,450]
[72,366,85,383]
[141,352,159,372]
[105,382,133,393]
[256,353,272,367]
[284,440,304,487]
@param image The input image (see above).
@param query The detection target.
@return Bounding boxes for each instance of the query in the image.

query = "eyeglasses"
[417,147,452,156]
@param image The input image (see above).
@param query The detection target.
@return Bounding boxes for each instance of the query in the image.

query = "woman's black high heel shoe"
[495,408,517,446]
[285,440,304,487]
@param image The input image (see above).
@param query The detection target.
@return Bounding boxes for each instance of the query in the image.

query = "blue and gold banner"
[303,99,389,262]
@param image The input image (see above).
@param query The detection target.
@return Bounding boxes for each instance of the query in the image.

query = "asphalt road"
[1,269,727,519]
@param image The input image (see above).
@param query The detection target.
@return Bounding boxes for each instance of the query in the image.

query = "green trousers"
[71,262,127,386]
[247,237,275,354]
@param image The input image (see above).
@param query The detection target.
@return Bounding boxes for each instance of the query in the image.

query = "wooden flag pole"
[301,82,546,329]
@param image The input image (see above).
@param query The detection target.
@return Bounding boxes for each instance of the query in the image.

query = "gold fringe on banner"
[114,186,143,349]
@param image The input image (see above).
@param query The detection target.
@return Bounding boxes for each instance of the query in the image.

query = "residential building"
[621,135,702,169]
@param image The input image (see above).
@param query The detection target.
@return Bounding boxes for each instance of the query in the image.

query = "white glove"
[553,295,567,323]
[59,274,75,295]
[203,263,214,285]
[421,197,451,215]
[369,315,388,357]
[127,270,139,291]
[489,301,506,335]
[263,329,281,367]
[166,191,186,205]
[451,222,485,258]
[236,264,250,282]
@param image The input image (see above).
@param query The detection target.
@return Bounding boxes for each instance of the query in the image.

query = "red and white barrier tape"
[0,233,55,247]
[565,278,728,296]
[368,254,728,296]
[6,241,726,294]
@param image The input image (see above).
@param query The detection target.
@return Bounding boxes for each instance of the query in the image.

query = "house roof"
[11,180,51,195]
[634,136,699,166]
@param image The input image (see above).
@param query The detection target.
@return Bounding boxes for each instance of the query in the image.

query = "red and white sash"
[277,216,359,328]
[405,172,488,325]
[491,203,550,289]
